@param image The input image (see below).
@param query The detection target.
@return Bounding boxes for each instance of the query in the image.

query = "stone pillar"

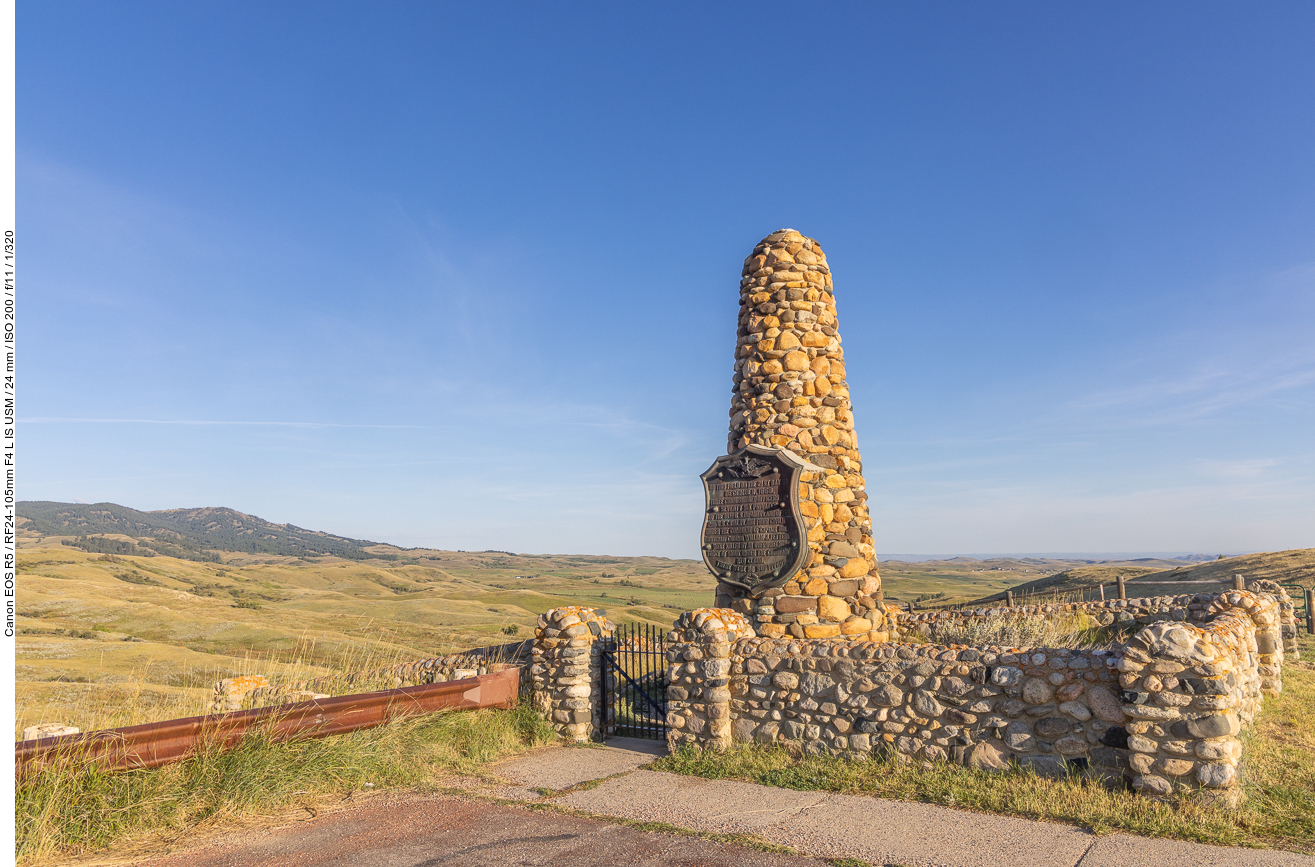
[1116,590,1283,806]
[1249,579,1300,660]
[665,608,755,752]
[720,228,885,642]
[531,606,614,742]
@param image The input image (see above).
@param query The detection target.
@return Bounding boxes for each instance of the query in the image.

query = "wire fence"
[900,574,1249,613]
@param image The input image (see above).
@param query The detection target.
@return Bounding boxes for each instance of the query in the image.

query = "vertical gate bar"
[645,622,650,739]
[644,623,649,742]
[652,622,658,739]
[633,622,638,738]
[624,623,630,736]
[641,622,646,739]
[619,625,624,736]
[624,625,628,735]
[654,622,660,738]
[628,623,633,742]
[607,633,613,739]
[657,623,662,738]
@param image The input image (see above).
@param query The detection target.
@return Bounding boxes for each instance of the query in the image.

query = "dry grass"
[16,543,713,731]
[919,610,1110,649]
[15,632,427,736]
[654,631,1315,856]
[16,703,556,865]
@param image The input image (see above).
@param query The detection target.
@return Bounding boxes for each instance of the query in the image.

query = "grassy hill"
[17,500,1312,737]
[971,549,1315,604]
[15,511,715,736]
[18,501,402,562]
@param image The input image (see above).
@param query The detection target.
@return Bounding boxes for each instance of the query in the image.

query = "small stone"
[1126,734,1157,753]
[1058,700,1092,721]
[840,616,872,635]
[1085,686,1127,723]
[912,690,945,718]
[991,666,1022,687]
[772,671,799,689]
[1196,762,1236,788]
[1054,736,1089,756]
[969,740,1009,770]
[1194,739,1232,761]
[1154,757,1195,777]
[1005,720,1036,751]
[828,540,862,559]
[804,577,829,596]
[1186,713,1240,739]
[838,558,869,579]
[775,596,818,614]
[1134,774,1173,796]
[1034,717,1070,738]
[1022,678,1055,704]
[817,595,850,622]
[871,684,905,706]
[828,579,859,596]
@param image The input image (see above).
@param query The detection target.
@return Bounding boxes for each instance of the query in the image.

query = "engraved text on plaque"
[699,445,810,595]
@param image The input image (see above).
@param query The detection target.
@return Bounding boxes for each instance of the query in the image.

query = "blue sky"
[18,3,1315,558]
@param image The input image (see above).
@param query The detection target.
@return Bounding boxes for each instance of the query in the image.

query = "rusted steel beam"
[15,666,519,778]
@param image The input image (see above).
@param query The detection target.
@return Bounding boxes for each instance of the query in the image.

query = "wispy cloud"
[1194,458,1281,479]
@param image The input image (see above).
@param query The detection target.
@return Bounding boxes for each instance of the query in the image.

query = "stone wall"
[531,606,615,742]
[721,229,884,641]
[893,580,1299,661]
[666,589,1286,804]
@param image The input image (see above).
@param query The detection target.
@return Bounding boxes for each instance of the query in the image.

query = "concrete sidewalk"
[489,738,1314,867]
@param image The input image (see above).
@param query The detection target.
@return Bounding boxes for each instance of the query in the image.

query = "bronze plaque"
[699,445,810,595]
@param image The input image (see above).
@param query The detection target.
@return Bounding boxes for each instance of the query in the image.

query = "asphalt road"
[138,795,830,867]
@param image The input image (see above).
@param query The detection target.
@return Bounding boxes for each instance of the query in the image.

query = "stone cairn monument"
[701,229,886,642]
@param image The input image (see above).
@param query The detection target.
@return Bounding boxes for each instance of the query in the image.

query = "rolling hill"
[16,500,1313,736]
[972,549,1315,603]
[18,501,403,562]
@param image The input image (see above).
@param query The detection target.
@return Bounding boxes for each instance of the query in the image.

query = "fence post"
[1307,588,1314,636]
[1098,584,1105,601]
[1005,590,1015,607]
[1234,573,1246,591]
[1117,575,1126,600]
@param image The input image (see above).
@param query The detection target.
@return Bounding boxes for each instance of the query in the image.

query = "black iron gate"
[599,622,668,740]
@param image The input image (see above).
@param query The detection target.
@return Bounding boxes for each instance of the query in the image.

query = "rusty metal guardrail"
[15,665,520,779]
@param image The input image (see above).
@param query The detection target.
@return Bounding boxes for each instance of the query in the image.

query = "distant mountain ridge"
[17,501,399,562]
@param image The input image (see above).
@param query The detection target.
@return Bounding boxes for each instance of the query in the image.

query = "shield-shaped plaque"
[699,445,814,595]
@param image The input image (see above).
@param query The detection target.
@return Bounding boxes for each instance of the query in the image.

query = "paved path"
[490,738,1313,867]
[141,738,1314,867]
[141,795,827,867]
